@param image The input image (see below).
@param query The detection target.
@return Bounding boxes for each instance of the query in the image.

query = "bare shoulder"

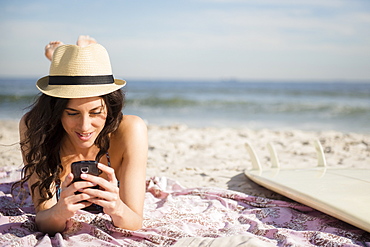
[119,115,147,132]
[19,113,28,136]
[112,115,147,141]
[120,115,147,128]
[19,113,26,127]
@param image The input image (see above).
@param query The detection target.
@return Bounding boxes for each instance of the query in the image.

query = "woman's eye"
[67,112,78,116]
[91,111,102,115]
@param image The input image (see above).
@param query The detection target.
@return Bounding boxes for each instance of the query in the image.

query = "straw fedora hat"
[36,44,126,98]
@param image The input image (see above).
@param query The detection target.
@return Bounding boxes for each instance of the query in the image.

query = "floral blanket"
[0,176,369,246]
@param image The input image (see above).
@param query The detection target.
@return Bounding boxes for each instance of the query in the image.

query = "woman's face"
[61,97,108,150]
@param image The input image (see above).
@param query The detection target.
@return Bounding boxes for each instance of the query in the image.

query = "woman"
[13,37,148,234]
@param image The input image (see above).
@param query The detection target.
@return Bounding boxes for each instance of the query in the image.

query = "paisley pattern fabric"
[0,177,369,246]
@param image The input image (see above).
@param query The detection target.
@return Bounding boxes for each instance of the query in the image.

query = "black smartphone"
[71,160,101,183]
[71,160,102,194]
[70,161,103,211]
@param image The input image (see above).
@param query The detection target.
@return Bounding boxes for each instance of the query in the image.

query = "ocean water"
[1,78,369,134]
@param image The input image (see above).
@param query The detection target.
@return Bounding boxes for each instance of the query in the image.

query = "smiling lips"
[76,132,93,141]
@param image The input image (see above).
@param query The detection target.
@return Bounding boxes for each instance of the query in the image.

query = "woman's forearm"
[110,203,143,231]
[35,207,69,235]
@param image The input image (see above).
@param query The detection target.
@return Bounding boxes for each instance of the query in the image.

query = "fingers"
[55,185,94,216]
[56,174,101,216]
[84,190,122,214]
[61,173,96,190]
[87,197,114,210]
[79,187,118,201]
[80,163,118,191]
[60,174,97,200]
[62,194,93,212]
[76,201,93,209]
[61,173,74,189]
[59,184,96,207]
[97,163,117,183]
[74,192,96,203]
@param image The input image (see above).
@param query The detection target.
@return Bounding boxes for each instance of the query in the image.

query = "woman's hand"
[55,173,97,219]
[77,163,125,217]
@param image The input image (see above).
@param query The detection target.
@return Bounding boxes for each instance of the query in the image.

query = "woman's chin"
[73,138,96,150]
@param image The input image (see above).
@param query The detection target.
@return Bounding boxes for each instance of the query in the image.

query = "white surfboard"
[244,140,370,233]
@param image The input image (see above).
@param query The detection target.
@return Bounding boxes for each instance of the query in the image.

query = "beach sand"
[1,119,369,200]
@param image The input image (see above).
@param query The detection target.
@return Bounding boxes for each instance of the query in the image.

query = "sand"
[1,119,369,199]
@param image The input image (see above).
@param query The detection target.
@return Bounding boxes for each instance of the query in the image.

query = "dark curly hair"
[12,89,124,206]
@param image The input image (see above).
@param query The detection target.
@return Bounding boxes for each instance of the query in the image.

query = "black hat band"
[48,75,114,85]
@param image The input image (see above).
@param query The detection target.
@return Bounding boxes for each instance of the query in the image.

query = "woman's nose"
[79,114,92,131]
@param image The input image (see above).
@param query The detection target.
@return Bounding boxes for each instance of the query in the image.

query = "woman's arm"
[32,174,73,234]
[19,116,96,235]
[114,115,148,229]
[33,173,97,234]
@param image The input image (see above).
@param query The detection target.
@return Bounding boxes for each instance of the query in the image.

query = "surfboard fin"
[246,140,327,171]
[314,139,327,167]
[267,142,280,169]
[245,142,262,172]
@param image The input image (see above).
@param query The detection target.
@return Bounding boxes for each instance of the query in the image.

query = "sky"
[0,0,369,82]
